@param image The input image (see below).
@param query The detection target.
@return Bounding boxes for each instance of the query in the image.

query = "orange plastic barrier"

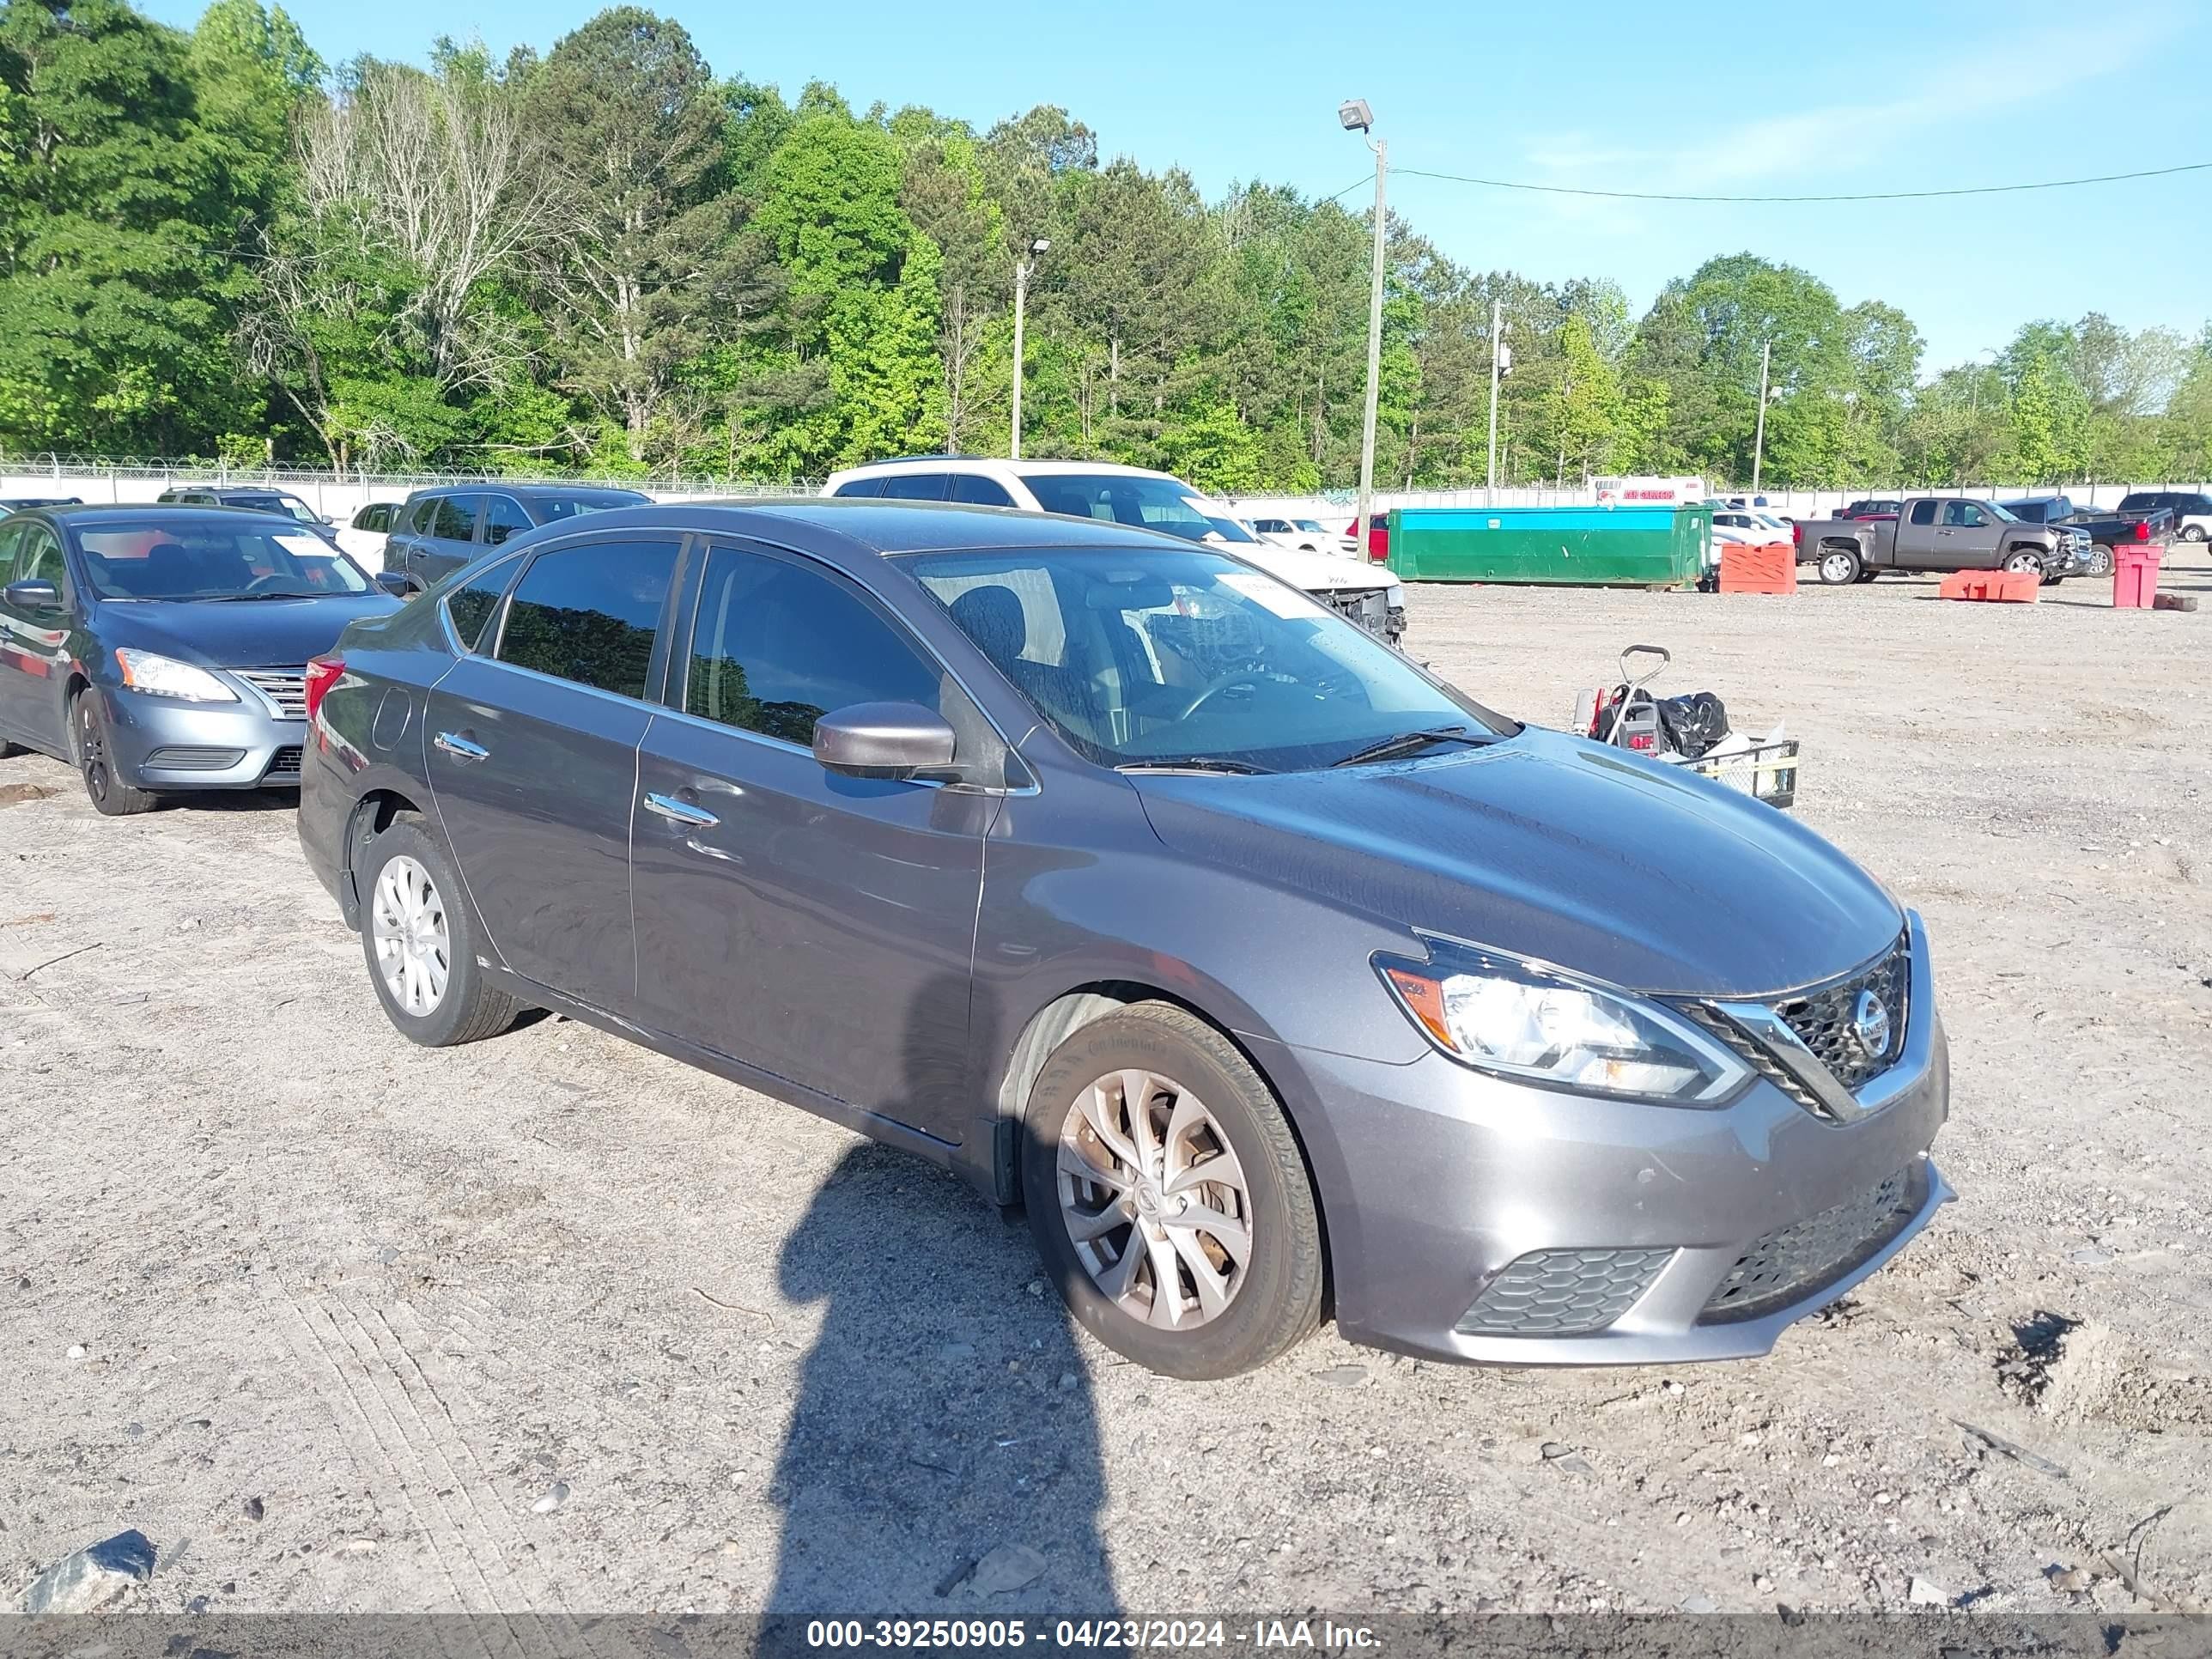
[1938,569,2040,603]
[1718,542,1797,594]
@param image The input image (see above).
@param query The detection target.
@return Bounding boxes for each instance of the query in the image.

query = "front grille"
[1325,587,1390,638]
[1771,938,1909,1092]
[144,745,245,772]
[1456,1247,1674,1336]
[235,668,307,720]
[262,745,303,783]
[1701,1164,1924,1324]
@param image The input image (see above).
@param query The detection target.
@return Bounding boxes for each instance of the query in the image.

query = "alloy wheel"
[1820,552,1856,585]
[370,854,450,1017]
[1057,1067,1252,1330]
[2003,552,2043,575]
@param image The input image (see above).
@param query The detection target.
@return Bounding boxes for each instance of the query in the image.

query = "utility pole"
[1010,238,1048,459]
[1340,100,1385,555]
[1751,338,1772,494]
[1486,298,1506,506]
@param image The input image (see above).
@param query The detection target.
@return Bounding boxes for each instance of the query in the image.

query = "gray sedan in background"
[0,507,398,814]
[298,501,1950,1379]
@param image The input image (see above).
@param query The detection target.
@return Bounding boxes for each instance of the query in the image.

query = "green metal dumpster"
[1385,505,1710,586]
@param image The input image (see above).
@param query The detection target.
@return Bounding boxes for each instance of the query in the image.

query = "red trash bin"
[2113,545,2164,608]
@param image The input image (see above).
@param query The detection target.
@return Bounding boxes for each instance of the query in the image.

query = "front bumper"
[96,682,307,791]
[1280,914,1952,1366]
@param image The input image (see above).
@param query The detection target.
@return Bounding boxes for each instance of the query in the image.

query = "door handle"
[642,792,720,829]
[434,731,489,763]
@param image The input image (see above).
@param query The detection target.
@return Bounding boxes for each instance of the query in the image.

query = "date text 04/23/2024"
[803,1620,1380,1650]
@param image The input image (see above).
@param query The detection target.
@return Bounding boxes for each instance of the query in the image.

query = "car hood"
[1128,726,1902,998]
[94,593,401,668]
[1222,540,1387,592]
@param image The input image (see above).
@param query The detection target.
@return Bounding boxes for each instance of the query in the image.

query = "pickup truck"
[1999,496,2174,577]
[1792,495,2087,586]
[2116,490,2212,544]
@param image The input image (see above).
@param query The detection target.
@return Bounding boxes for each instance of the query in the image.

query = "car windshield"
[1023,473,1258,544]
[531,490,650,523]
[908,544,1515,773]
[75,522,372,600]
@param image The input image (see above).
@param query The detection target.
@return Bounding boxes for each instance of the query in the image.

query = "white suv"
[822,457,1407,645]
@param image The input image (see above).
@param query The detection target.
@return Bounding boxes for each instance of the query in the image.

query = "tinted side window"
[1908,501,1937,526]
[480,495,532,545]
[877,473,949,501]
[948,475,1015,507]
[830,477,885,498]
[404,497,441,533]
[1942,501,1984,527]
[445,557,520,653]
[19,526,65,590]
[0,522,27,578]
[684,547,942,746]
[496,542,678,699]
[431,495,480,541]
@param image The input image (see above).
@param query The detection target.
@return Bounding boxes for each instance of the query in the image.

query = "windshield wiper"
[1330,725,1488,768]
[197,591,322,602]
[1115,756,1276,776]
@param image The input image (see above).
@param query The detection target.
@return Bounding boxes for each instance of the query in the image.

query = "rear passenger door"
[423,534,684,1010]
[629,540,994,1134]
[1893,500,1942,567]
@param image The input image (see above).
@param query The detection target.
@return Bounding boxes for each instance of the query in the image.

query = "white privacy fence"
[6,457,2207,527]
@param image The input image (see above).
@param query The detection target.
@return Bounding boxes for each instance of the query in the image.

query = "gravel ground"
[3,556,2210,1620]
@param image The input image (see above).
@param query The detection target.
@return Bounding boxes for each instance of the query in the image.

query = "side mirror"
[374,571,412,598]
[812,701,957,779]
[3,578,59,611]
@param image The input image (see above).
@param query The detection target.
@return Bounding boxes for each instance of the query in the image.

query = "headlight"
[1374,937,1750,1105]
[114,648,237,702]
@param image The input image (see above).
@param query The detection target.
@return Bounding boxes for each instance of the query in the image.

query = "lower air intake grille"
[1456,1247,1674,1336]
[262,745,303,783]
[1702,1164,1924,1324]
[144,746,245,771]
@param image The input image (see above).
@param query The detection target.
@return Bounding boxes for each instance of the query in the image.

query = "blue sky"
[152,0,2212,375]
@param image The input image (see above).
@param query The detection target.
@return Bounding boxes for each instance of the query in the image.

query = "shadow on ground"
[766,1142,1121,1615]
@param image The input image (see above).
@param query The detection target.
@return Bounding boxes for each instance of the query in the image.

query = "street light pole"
[1340,100,1385,556]
[1010,238,1048,459]
[1486,297,1504,506]
[1751,338,1772,494]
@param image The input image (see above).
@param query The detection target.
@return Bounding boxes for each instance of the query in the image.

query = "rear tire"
[1818,549,1863,586]
[72,691,157,817]
[356,814,520,1047]
[1020,1002,1323,1381]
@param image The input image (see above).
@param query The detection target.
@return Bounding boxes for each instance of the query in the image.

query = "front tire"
[1818,549,1863,586]
[1020,1003,1323,1381]
[356,814,520,1047]
[2002,550,2045,577]
[72,691,156,817]
[2183,525,2206,544]
[2086,544,2115,578]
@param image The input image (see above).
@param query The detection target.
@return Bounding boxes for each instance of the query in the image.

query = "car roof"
[405,482,652,500]
[830,456,1180,483]
[36,503,325,531]
[504,497,1224,558]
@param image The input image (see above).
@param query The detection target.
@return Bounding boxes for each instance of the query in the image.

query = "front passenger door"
[423,536,683,1010]
[629,543,994,1137]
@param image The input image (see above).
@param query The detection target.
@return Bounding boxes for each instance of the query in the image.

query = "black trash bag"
[1656,692,1729,759]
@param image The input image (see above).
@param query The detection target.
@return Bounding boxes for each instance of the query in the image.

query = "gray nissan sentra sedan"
[298,501,1951,1380]
[0,506,399,814]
